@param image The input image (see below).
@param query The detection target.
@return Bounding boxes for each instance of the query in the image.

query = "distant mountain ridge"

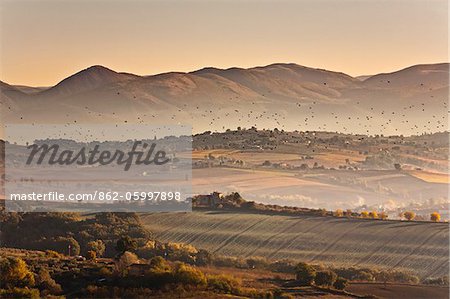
[1,62,448,136]
[4,62,448,90]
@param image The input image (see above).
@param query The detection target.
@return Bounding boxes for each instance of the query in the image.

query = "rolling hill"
[141,210,449,280]
[1,63,448,136]
[41,65,139,97]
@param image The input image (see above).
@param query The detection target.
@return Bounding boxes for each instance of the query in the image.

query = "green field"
[142,210,449,279]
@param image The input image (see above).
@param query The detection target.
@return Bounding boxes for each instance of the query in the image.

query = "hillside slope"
[1,63,448,135]
[141,210,449,280]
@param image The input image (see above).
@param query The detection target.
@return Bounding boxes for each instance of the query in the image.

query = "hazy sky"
[1,0,448,86]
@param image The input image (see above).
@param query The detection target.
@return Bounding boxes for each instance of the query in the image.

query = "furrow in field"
[243,216,307,258]
[142,211,449,279]
[212,216,271,254]
[266,217,334,260]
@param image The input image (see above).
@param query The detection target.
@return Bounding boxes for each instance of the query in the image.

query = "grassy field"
[193,149,366,168]
[141,210,449,280]
[191,167,449,213]
[407,170,450,184]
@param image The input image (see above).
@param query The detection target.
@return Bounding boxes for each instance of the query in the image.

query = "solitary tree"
[430,212,441,222]
[403,211,416,221]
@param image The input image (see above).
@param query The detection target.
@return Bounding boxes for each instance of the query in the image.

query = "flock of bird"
[4,78,449,143]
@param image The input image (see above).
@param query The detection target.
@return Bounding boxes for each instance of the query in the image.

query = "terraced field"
[141,211,449,279]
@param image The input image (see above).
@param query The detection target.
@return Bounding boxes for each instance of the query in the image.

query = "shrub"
[86,250,97,261]
[85,285,111,297]
[212,256,247,268]
[430,212,441,222]
[246,257,269,269]
[36,268,62,295]
[117,251,139,276]
[149,256,171,272]
[50,236,80,256]
[0,257,35,288]
[115,236,137,255]
[379,212,388,220]
[0,287,40,299]
[195,249,212,266]
[99,267,113,276]
[144,261,174,287]
[166,242,198,264]
[357,271,375,281]
[135,240,157,259]
[382,270,419,284]
[87,240,106,257]
[173,263,207,286]
[423,276,449,285]
[314,270,337,287]
[295,262,316,286]
[45,250,62,258]
[333,267,374,282]
[207,274,242,294]
[333,277,348,290]
[269,259,296,273]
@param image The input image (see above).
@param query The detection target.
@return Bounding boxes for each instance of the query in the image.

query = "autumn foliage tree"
[430,212,441,222]
[87,240,106,257]
[86,250,97,261]
[379,212,388,220]
[360,211,369,218]
[402,211,416,221]
[36,268,62,295]
[0,257,35,289]
[333,209,344,217]
[369,211,378,219]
